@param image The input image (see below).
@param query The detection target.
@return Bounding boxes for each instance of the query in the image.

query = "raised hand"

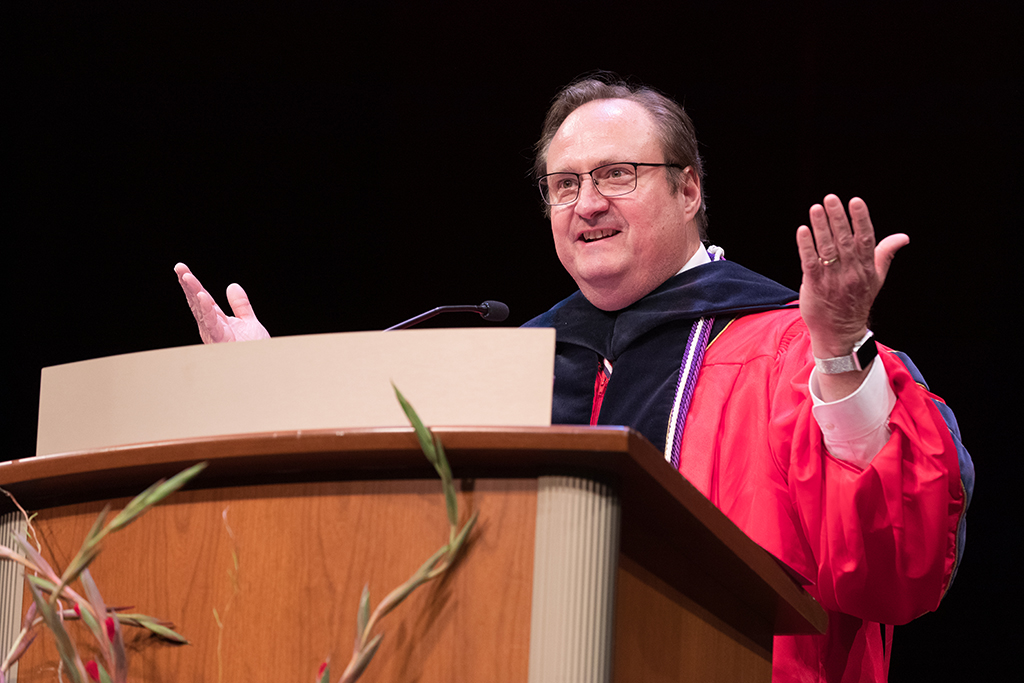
[174,263,270,343]
[796,196,908,397]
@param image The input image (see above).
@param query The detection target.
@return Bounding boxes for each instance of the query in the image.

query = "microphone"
[478,300,510,322]
[384,300,509,331]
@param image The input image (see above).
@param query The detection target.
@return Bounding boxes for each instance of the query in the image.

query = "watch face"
[855,334,878,371]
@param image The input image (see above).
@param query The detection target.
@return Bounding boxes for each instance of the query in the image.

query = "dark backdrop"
[9,1,1019,680]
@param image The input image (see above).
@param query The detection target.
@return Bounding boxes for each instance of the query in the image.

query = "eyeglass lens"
[540,163,639,205]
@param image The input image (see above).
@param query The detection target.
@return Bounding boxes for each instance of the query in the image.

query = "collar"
[523,259,798,360]
[677,243,711,274]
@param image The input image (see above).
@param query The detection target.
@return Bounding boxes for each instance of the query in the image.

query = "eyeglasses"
[537,162,683,206]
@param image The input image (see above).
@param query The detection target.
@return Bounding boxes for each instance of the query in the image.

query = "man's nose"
[574,177,609,218]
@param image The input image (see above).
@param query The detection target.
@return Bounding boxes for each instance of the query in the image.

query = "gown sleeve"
[770,339,972,625]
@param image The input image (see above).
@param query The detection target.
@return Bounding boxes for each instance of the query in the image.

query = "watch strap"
[814,330,877,374]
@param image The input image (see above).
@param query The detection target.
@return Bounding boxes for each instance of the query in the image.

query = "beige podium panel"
[36,328,556,456]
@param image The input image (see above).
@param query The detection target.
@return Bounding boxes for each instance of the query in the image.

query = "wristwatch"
[813,330,877,374]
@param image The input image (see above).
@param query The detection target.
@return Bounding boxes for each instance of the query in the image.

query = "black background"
[8,1,1019,679]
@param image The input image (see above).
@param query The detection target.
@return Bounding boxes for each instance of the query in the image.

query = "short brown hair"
[534,73,707,237]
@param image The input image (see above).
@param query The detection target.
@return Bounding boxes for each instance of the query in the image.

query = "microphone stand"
[384,301,509,331]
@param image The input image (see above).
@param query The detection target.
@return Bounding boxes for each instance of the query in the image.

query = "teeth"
[582,229,619,242]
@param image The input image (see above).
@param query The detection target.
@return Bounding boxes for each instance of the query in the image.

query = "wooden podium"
[1,426,826,683]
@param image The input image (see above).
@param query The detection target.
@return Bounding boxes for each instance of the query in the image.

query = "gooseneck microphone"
[384,300,509,331]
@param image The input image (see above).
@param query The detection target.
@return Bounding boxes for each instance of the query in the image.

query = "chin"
[586,292,641,312]
[578,280,646,311]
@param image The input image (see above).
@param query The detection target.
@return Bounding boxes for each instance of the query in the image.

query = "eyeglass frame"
[537,162,684,206]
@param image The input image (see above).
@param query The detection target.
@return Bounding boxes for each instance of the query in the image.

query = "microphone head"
[479,300,509,322]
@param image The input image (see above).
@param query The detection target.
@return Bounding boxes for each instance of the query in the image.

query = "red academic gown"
[526,260,971,682]
[681,309,967,682]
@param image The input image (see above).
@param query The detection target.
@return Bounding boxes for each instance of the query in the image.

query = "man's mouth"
[580,229,621,243]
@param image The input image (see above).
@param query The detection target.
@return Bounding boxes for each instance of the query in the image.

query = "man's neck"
[676,243,710,275]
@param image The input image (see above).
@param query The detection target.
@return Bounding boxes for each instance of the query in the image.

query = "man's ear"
[679,166,702,219]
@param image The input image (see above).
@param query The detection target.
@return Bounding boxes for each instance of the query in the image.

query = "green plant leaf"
[392,384,437,465]
[27,575,58,595]
[393,385,461,530]
[107,462,207,532]
[53,542,104,606]
[77,569,107,644]
[112,613,188,644]
[54,463,206,605]
[81,506,112,549]
[374,545,447,621]
[140,619,189,644]
[428,511,479,579]
[45,464,204,610]
[350,633,383,681]
[450,510,479,558]
[434,436,458,528]
[433,433,454,484]
[28,580,84,683]
[77,599,102,643]
[334,386,479,683]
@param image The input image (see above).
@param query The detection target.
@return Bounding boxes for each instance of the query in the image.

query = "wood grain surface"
[15,478,536,683]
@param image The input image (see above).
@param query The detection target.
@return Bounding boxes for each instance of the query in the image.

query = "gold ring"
[820,257,840,266]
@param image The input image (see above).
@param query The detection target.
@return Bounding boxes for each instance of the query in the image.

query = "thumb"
[225,283,258,320]
[875,233,909,282]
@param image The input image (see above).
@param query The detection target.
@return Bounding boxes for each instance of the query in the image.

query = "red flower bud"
[105,616,117,641]
[85,660,100,682]
[73,603,81,618]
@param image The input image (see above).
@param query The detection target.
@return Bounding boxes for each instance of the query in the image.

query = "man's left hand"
[175,262,270,344]
[796,195,908,397]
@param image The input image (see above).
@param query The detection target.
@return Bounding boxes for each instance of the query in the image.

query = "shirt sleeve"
[808,355,896,468]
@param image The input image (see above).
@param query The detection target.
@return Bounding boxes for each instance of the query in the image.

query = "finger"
[875,233,910,282]
[225,283,258,321]
[178,272,203,301]
[175,263,202,292]
[179,274,211,337]
[807,202,837,260]
[796,225,821,274]
[175,264,196,304]
[822,194,855,257]
[195,290,228,343]
[177,267,211,313]
[847,197,877,260]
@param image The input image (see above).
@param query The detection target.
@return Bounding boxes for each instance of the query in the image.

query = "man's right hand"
[174,263,270,343]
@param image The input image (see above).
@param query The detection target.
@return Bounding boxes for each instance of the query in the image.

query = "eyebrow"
[550,159,621,174]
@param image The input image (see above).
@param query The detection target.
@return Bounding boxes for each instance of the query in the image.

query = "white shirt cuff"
[809,357,896,468]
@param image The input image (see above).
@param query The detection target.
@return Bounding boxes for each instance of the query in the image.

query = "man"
[177,76,972,682]
[522,76,971,682]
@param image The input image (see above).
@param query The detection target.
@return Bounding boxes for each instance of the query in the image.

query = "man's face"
[546,98,702,311]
